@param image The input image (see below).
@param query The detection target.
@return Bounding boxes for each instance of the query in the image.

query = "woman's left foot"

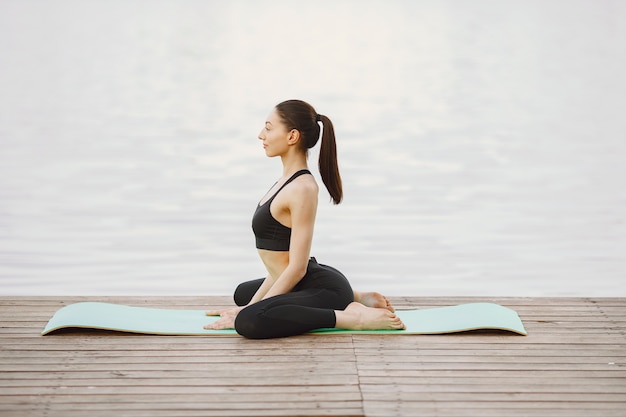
[354,291,395,312]
[335,302,405,331]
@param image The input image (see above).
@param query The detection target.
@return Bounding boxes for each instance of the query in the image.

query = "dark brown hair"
[274,99,343,204]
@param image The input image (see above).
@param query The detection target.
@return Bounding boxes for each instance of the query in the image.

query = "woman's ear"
[287,129,301,145]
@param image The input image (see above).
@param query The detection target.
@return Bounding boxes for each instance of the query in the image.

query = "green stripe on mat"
[42,302,527,336]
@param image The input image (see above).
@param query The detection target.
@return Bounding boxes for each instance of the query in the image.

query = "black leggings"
[233,258,354,339]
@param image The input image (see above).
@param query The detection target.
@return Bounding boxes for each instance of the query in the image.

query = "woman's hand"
[204,306,244,330]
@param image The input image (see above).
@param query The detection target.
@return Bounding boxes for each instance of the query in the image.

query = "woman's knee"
[233,283,250,307]
[233,278,264,306]
[234,306,267,339]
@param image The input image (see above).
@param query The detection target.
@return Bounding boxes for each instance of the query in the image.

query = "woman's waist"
[258,249,289,277]
[258,251,319,279]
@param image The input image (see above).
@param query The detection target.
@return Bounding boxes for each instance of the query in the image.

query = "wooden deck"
[1,296,625,417]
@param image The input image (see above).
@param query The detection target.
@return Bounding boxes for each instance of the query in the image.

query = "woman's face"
[258,109,292,157]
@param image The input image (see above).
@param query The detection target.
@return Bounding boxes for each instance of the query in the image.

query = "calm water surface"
[1,0,625,296]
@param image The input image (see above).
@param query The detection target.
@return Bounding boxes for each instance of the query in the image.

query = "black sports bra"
[252,169,312,251]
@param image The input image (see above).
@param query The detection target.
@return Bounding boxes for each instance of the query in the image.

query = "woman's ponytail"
[317,114,342,204]
[275,100,343,204]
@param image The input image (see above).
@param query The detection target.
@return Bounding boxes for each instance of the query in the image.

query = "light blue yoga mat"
[42,302,527,336]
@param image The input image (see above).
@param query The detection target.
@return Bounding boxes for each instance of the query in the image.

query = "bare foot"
[353,291,395,312]
[335,302,405,331]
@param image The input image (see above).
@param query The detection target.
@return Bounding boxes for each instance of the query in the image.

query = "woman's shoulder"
[296,173,319,192]
[288,173,319,201]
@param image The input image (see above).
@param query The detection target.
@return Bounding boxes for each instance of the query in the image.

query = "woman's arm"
[242,179,318,305]
[261,181,318,299]
[247,274,276,305]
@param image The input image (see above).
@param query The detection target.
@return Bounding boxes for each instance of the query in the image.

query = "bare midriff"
[258,249,290,280]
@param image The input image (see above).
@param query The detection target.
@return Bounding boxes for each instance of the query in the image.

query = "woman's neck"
[280,152,308,178]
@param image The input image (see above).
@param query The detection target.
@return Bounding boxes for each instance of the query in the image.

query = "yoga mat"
[42,302,527,336]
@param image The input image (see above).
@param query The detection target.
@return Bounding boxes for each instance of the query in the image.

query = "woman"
[204,99,405,339]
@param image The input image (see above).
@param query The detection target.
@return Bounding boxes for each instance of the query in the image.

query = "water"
[1,0,625,297]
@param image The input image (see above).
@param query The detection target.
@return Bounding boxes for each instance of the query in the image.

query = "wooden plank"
[362,403,626,417]
[0,403,363,417]
[2,369,621,381]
